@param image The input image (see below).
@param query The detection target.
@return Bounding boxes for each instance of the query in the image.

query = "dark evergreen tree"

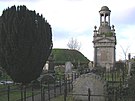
[0,5,52,84]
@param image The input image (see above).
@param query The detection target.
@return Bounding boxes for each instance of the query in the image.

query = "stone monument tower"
[93,6,116,70]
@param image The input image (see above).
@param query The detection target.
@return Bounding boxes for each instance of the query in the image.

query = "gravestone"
[65,61,73,80]
[65,61,72,73]
[73,73,106,101]
[88,61,94,71]
[40,74,55,84]
[106,63,110,72]
[128,61,132,77]
[48,53,55,73]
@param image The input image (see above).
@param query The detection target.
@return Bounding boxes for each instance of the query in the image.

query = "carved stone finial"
[94,25,97,30]
[112,25,114,29]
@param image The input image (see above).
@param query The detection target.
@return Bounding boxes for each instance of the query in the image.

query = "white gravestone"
[65,61,72,73]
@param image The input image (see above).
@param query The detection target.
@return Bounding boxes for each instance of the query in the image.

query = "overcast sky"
[0,0,135,61]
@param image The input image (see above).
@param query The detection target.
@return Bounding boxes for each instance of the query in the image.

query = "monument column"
[100,15,102,25]
[108,15,110,26]
[93,6,116,69]
[104,13,106,24]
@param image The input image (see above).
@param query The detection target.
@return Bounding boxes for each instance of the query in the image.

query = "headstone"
[48,53,55,73]
[43,61,49,71]
[128,62,131,77]
[73,73,106,101]
[65,61,72,73]
[88,61,93,71]
[40,74,55,84]
[106,63,110,72]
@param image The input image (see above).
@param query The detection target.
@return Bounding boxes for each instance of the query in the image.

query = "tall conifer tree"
[0,5,52,84]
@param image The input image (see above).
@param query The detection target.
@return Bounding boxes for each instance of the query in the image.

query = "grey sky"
[0,0,135,60]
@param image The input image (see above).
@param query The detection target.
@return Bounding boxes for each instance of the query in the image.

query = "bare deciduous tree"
[67,37,81,50]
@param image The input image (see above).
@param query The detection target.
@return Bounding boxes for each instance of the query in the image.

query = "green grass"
[52,48,89,65]
[0,90,36,101]
[0,84,41,101]
[0,91,22,101]
[0,84,6,89]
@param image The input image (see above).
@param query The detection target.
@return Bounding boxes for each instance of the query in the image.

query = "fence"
[0,72,79,101]
[63,87,135,101]
[64,87,135,101]
[63,69,135,101]
[1,69,135,101]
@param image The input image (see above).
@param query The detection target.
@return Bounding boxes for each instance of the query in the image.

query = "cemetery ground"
[50,94,73,101]
[0,68,135,101]
[0,79,72,101]
[0,84,41,101]
[0,71,75,101]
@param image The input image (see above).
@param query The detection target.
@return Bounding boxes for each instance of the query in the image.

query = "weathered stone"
[93,6,116,69]
[65,61,72,73]
[73,73,106,101]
